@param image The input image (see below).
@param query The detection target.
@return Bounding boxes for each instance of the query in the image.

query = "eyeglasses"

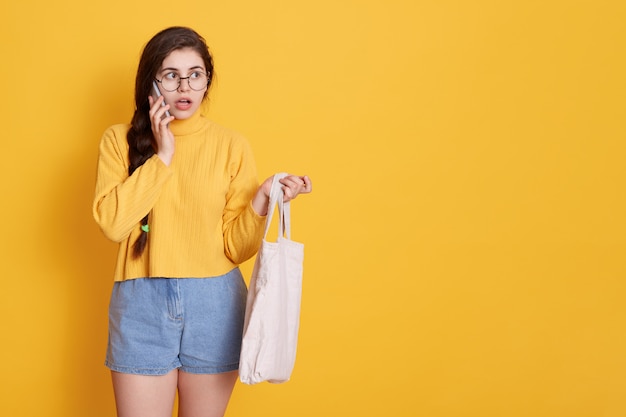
[155,71,209,92]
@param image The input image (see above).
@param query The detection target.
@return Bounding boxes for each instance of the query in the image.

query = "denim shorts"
[105,268,247,376]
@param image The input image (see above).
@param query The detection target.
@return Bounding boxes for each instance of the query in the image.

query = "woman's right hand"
[148,95,176,166]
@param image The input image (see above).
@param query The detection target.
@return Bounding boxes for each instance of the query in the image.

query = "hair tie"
[141,224,150,233]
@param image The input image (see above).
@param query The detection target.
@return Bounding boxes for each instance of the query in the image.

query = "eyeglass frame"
[154,71,210,92]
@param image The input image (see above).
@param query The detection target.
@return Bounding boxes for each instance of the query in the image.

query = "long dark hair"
[128,26,215,258]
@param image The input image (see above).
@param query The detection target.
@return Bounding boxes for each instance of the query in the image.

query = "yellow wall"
[1,1,625,416]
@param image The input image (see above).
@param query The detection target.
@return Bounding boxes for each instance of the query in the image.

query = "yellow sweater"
[93,111,266,281]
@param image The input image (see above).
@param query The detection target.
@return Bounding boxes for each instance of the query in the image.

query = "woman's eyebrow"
[160,65,206,72]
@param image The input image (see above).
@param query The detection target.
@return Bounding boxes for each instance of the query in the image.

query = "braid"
[127,109,155,259]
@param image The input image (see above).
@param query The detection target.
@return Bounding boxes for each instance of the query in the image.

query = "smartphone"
[151,81,171,118]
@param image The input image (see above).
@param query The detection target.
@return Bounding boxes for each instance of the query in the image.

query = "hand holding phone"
[150,81,175,165]
[151,81,171,119]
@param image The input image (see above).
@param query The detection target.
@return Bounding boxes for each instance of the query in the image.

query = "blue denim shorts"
[105,268,247,376]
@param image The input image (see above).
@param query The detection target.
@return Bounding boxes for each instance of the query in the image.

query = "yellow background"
[1,1,625,416]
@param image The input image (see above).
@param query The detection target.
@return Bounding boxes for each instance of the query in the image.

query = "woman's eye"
[190,72,201,79]
[164,72,178,80]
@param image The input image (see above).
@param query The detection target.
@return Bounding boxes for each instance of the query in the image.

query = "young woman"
[93,26,311,417]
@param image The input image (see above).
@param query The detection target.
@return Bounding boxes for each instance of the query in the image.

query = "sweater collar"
[168,110,208,136]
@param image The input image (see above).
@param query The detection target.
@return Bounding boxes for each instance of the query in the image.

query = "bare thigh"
[177,370,239,417]
[111,370,178,417]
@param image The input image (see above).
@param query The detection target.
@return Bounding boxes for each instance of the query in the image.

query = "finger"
[151,106,172,136]
[155,103,170,121]
[284,183,304,202]
[148,95,162,116]
[149,96,169,121]
[163,114,175,126]
[282,185,295,202]
[157,109,173,125]
[301,175,312,193]
[280,175,306,191]
[282,185,302,202]
[279,175,310,202]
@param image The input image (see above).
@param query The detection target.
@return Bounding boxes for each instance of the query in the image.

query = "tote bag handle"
[264,172,292,240]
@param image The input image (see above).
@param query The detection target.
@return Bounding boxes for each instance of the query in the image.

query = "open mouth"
[175,99,193,110]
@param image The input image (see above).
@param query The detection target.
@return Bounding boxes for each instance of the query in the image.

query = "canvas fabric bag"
[239,173,305,384]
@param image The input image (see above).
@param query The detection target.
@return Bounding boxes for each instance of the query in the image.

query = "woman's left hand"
[278,174,312,202]
[252,174,312,216]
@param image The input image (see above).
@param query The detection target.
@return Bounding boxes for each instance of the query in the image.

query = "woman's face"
[156,47,208,120]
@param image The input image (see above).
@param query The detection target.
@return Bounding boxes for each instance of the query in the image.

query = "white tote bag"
[239,173,305,384]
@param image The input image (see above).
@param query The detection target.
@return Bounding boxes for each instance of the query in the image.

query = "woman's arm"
[92,127,173,242]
